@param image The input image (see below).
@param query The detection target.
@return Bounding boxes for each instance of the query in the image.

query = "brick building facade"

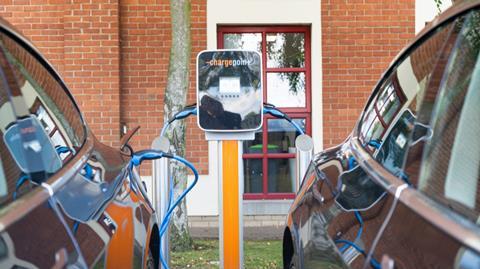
[321,0,415,148]
[1,0,421,219]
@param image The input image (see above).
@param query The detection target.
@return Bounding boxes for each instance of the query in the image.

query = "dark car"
[0,18,159,268]
[283,1,480,269]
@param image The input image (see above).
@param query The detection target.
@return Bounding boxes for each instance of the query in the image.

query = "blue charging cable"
[160,106,198,137]
[335,157,380,269]
[263,104,305,135]
[12,174,29,200]
[56,146,94,180]
[335,239,381,269]
[338,211,364,253]
[161,103,303,136]
[128,149,199,269]
[150,103,301,268]
[13,146,94,201]
[367,139,382,149]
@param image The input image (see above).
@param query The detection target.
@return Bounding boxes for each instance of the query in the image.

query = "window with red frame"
[360,74,407,153]
[218,26,311,199]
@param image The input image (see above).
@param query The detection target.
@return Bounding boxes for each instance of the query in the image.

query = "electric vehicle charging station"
[149,49,313,269]
[197,50,263,138]
[197,50,263,269]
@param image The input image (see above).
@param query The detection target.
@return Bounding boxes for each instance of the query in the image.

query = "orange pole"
[222,140,240,269]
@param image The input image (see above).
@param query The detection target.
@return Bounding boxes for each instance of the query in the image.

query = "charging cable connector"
[160,105,198,137]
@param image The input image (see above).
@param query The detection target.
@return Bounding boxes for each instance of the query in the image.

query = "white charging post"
[151,136,171,269]
[197,50,263,269]
[294,134,314,192]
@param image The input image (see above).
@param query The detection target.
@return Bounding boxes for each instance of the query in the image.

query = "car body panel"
[284,1,480,268]
[0,16,158,269]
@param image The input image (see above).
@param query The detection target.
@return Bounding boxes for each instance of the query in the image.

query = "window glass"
[267,118,305,153]
[0,57,17,203]
[358,18,456,166]
[0,31,85,203]
[266,33,305,68]
[267,72,306,107]
[221,27,310,198]
[377,80,403,124]
[364,117,385,150]
[417,11,480,221]
[267,158,294,193]
[244,158,263,193]
[341,17,457,211]
[243,129,262,154]
[375,110,415,177]
[223,33,262,54]
[0,31,85,158]
[360,103,377,141]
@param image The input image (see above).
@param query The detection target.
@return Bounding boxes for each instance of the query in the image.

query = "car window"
[358,15,456,177]
[417,11,480,222]
[0,30,86,203]
[0,55,19,204]
[0,32,85,150]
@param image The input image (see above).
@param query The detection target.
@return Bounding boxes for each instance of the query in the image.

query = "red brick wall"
[1,0,208,174]
[1,0,416,174]
[321,0,415,148]
[186,0,207,173]
[1,0,121,147]
[118,0,207,175]
[118,0,171,172]
[63,0,121,147]
[1,0,65,72]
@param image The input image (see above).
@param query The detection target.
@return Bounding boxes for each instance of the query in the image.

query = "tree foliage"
[434,0,443,13]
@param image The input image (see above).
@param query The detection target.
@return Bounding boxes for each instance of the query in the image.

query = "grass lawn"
[171,239,282,269]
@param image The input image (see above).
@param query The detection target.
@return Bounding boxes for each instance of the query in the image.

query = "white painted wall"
[186,141,219,216]
[183,0,323,217]
[416,0,452,33]
[206,0,323,152]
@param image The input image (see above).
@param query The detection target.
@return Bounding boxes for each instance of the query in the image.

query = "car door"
[287,4,480,269]
[2,20,158,269]
[349,8,480,269]
[291,9,460,269]
[1,21,146,268]
[0,27,87,268]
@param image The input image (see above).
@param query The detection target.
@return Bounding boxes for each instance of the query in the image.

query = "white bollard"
[151,136,171,269]
[294,134,314,192]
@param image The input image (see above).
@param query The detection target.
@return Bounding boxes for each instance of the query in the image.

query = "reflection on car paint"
[0,19,159,269]
[284,4,480,269]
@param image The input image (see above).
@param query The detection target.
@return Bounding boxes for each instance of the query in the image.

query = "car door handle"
[381,254,395,269]
[52,248,68,269]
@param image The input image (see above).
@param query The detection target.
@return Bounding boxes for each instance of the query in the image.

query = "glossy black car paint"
[0,18,159,268]
[283,1,480,268]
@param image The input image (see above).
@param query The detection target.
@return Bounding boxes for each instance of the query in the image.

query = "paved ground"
[188,215,285,240]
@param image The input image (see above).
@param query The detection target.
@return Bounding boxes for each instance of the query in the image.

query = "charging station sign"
[196,50,263,132]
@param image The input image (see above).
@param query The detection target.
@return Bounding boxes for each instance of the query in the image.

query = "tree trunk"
[163,0,192,251]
